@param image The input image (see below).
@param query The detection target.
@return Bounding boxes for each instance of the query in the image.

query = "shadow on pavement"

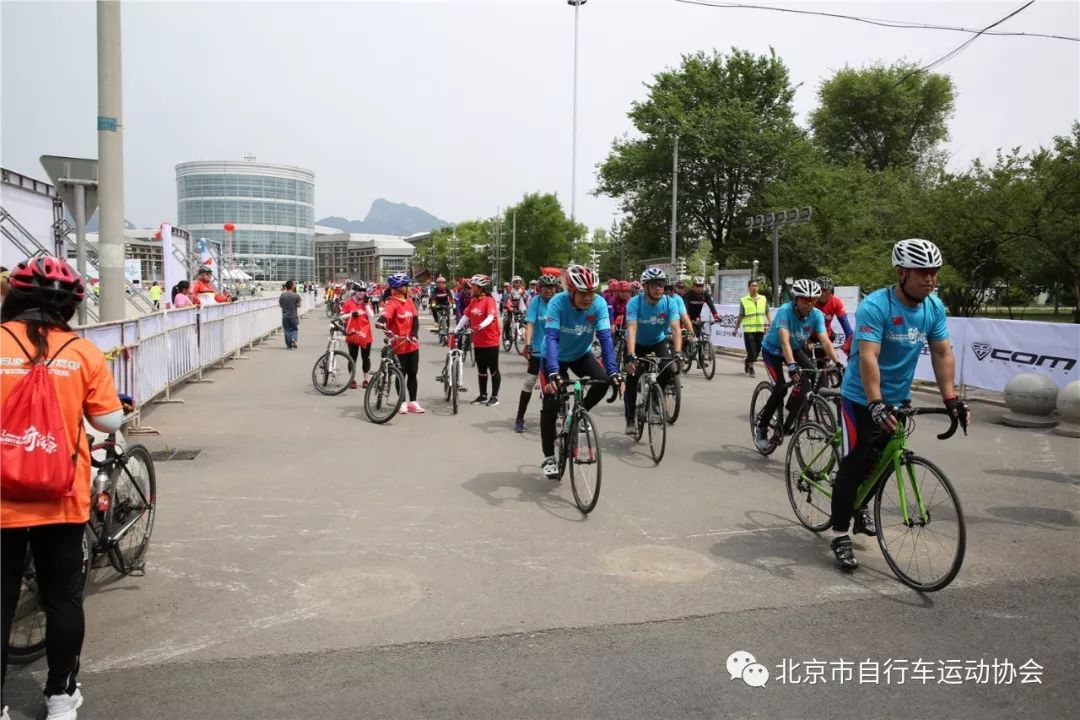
[692,444,783,475]
[983,505,1079,528]
[982,468,1080,487]
[461,469,586,523]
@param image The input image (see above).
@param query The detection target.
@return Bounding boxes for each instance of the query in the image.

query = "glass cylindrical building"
[176,160,315,282]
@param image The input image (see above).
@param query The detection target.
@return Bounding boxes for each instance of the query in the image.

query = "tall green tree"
[596,48,803,267]
[499,193,579,279]
[809,62,955,172]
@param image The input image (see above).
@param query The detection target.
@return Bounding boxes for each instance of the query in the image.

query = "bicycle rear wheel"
[875,454,966,592]
[450,359,460,415]
[663,372,682,425]
[569,410,602,513]
[645,383,667,464]
[749,381,782,456]
[312,351,355,396]
[364,365,405,424]
[105,444,157,574]
[699,342,716,380]
[784,423,837,531]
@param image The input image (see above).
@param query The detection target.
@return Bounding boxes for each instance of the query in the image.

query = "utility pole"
[97,0,126,322]
[670,135,678,268]
[511,211,517,280]
[745,207,812,306]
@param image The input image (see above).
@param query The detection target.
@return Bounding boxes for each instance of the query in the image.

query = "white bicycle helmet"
[565,264,599,292]
[791,279,822,298]
[892,239,943,269]
[470,274,491,289]
[511,275,523,284]
[692,276,705,285]
[640,267,667,284]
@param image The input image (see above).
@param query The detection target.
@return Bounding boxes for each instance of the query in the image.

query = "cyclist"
[827,239,969,571]
[431,276,452,336]
[514,274,561,432]
[455,274,502,406]
[1,257,123,720]
[375,273,424,414]
[606,280,629,329]
[454,278,471,321]
[623,269,683,435]
[683,276,721,326]
[526,279,539,302]
[814,276,853,361]
[732,278,771,377]
[665,280,696,343]
[753,279,843,451]
[502,276,528,345]
[539,265,622,479]
[340,281,374,389]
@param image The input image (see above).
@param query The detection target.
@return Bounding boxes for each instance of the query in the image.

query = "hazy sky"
[3,0,1077,231]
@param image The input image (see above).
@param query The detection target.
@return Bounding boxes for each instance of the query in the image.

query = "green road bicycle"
[785,404,967,591]
[549,376,609,514]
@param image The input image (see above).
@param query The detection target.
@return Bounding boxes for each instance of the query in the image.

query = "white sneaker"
[398,402,411,415]
[408,401,426,414]
[541,456,560,480]
[45,688,84,720]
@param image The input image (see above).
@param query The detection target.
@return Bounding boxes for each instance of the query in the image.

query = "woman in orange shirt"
[1,257,122,720]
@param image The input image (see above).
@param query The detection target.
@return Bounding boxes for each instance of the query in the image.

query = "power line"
[895,1,1037,85]
[673,0,1078,42]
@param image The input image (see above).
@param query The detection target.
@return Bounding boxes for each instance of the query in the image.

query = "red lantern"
[154,230,162,241]
[223,223,236,232]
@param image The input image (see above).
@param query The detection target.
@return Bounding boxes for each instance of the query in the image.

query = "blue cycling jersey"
[626,294,678,347]
[762,302,826,356]
[544,292,610,364]
[842,287,949,406]
[524,294,550,357]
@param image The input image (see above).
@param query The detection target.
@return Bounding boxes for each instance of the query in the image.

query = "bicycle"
[628,354,669,464]
[324,297,342,318]
[547,376,610,514]
[8,431,157,665]
[784,405,967,591]
[501,310,523,352]
[512,313,527,354]
[363,332,410,424]
[311,320,356,395]
[437,329,470,414]
[749,367,837,455]
[685,321,716,380]
[660,352,683,425]
[435,306,451,346]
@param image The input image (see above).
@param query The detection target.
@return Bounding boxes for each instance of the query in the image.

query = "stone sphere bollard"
[1053,380,1080,438]
[1001,373,1059,429]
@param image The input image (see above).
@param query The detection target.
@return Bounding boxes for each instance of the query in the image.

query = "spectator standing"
[279,280,302,349]
[148,281,162,309]
[171,280,194,308]
[732,278,771,377]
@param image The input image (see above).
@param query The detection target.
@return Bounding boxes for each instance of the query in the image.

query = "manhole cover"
[149,449,202,461]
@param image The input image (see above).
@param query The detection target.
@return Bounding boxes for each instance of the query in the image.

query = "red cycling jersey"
[466,295,500,348]
[380,295,420,354]
[341,295,372,346]
[815,294,847,338]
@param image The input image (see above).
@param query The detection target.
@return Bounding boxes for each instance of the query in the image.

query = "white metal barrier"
[76,297,308,417]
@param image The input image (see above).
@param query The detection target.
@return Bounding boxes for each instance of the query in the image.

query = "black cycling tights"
[1,522,86,697]
[397,350,419,402]
[347,343,372,374]
[540,353,609,457]
[474,346,501,398]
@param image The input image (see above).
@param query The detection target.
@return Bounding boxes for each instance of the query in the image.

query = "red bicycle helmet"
[8,255,85,305]
[565,264,598,292]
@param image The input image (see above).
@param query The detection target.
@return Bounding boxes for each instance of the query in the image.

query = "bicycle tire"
[700,342,716,380]
[663,372,682,425]
[784,422,837,532]
[364,365,405,424]
[646,383,667,464]
[442,358,452,402]
[311,351,355,396]
[555,406,569,480]
[569,409,602,514]
[875,454,966,592]
[7,529,91,665]
[513,325,522,355]
[105,444,157,574]
[451,359,460,415]
[633,390,646,442]
[750,381,782,456]
[809,395,836,434]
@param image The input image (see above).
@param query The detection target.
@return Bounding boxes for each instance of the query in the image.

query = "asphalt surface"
[4,309,1078,719]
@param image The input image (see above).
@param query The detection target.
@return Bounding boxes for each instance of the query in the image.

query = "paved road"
[5,311,1078,719]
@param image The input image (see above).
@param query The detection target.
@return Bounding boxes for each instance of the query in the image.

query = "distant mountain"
[318,199,450,236]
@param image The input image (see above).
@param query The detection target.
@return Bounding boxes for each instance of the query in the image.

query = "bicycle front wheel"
[808,395,836,434]
[699,342,716,380]
[364,365,405,424]
[569,410,602,514]
[450,359,460,415]
[875,454,966,592]
[645,383,667,464]
[105,444,157,573]
[312,351,355,396]
[750,381,781,456]
[784,422,837,532]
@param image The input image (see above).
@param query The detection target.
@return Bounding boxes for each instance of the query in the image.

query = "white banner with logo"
[913,317,966,387]
[957,317,1078,391]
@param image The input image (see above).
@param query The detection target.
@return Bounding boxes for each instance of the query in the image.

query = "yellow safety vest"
[740,295,768,332]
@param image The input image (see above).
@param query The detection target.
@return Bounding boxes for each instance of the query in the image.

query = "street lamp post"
[670,134,678,269]
[568,0,586,259]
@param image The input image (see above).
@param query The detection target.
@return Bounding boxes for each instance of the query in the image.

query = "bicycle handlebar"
[897,406,964,440]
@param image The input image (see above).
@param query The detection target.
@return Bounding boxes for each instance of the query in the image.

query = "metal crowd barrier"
[76,297,310,431]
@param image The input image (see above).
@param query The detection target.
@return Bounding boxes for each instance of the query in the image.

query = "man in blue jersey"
[754,279,843,450]
[623,268,683,435]
[539,264,623,479]
[828,239,969,571]
[513,273,561,433]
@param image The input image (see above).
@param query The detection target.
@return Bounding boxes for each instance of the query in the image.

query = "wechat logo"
[727,650,770,688]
